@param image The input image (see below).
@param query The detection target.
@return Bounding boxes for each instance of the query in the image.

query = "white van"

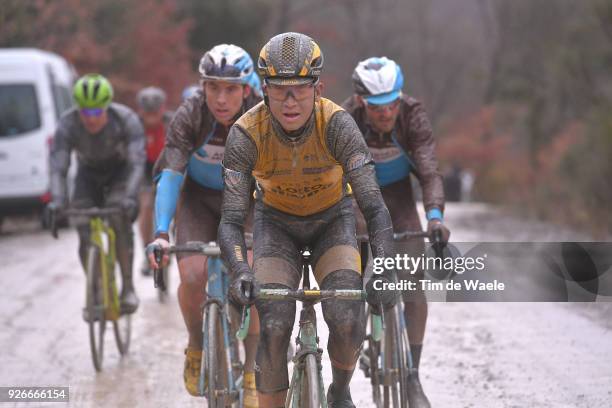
[0,48,76,223]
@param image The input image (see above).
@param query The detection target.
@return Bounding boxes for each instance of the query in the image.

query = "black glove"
[365,271,398,315]
[120,197,139,221]
[230,271,260,306]
[427,219,450,245]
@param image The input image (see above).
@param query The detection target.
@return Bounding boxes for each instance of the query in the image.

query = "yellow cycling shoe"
[184,347,203,396]
[243,371,259,408]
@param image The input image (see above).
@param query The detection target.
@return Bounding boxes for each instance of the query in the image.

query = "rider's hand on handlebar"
[230,270,260,306]
[365,271,397,315]
[427,219,450,244]
[146,237,170,269]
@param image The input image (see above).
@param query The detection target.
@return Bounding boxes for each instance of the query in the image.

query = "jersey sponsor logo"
[303,165,334,175]
[269,182,334,199]
[193,144,224,164]
[370,146,404,163]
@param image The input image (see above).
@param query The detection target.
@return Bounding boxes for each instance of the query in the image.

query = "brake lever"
[148,245,166,291]
[432,229,444,258]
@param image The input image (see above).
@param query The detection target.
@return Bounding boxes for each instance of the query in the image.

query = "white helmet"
[352,57,404,105]
[136,86,166,112]
[199,44,255,84]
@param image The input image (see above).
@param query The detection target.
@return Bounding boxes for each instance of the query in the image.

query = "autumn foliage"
[1,0,195,108]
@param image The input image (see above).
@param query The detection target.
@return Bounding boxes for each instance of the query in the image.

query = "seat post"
[301,246,312,289]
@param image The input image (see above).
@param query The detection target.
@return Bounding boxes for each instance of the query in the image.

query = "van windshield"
[0,84,41,137]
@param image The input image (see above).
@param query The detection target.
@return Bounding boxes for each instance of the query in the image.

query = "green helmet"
[73,73,114,108]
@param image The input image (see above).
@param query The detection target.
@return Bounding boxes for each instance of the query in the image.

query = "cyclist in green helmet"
[48,73,146,316]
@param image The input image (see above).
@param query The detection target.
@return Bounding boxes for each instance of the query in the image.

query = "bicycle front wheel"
[113,314,131,355]
[157,265,169,303]
[382,306,409,408]
[204,303,224,407]
[86,246,106,372]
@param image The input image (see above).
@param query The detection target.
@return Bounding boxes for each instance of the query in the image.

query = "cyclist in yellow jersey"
[219,32,399,408]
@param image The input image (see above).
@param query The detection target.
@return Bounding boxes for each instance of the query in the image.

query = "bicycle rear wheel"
[86,246,106,372]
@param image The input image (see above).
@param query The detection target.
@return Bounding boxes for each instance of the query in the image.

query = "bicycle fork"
[287,305,327,408]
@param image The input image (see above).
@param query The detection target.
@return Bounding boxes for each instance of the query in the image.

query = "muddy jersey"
[364,128,415,187]
[153,90,261,183]
[152,90,261,236]
[50,103,145,204]
[186,121,227,190]
[342,94,444,212]
[234,98,345,216]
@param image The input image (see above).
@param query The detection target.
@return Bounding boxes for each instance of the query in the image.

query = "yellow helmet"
[257,32,323,85]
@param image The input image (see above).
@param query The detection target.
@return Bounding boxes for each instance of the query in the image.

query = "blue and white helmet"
[247,71,263,98]
[352,57,404,105]
[181,84,200,101]
[199,44,255,84]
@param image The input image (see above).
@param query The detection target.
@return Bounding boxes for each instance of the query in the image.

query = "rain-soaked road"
[1,203,611,407]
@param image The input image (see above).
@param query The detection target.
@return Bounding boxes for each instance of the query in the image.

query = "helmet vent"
[92,81,101,99]
[281,36,297,66]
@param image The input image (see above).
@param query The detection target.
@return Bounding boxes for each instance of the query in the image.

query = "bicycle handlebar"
[356,230,428,242]
[358,229,445,259]
[62,207,123,217]
[50,207,123,239]
[257,288,366,302]
[148,234,253,290]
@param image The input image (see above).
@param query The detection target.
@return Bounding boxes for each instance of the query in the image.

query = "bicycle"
[150,236,253,407]
[256,247,366,408]
[357,230,442,408]
[51,207,131,372]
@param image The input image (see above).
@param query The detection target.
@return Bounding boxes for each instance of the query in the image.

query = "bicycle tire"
[157,265,169,303]
[393,306,410,408]
[381,307,408,408]
[205,303,222,407]
[366,336,383,408]
[379,306,408,408]
[113,315,131,355]
[86,246,105,372]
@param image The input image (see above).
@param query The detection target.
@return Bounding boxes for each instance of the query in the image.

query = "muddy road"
[1,203,611,407]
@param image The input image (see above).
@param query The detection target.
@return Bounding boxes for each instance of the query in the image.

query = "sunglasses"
[265,81,316,102]
[80,108,105,117]
[364,97,401,112]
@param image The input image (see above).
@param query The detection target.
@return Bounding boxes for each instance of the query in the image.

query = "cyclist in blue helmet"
[146,44,262,405]
[343,57,450,408]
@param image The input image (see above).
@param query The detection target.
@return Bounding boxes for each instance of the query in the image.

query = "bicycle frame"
[288,300,326,407]
[89,217,121,320]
